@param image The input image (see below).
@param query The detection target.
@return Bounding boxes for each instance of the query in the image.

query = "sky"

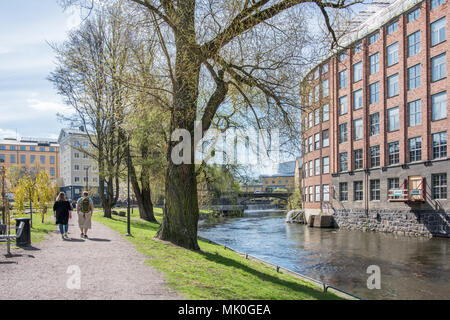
[0,0,80,140]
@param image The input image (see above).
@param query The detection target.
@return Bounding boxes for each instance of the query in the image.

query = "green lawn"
[93,208,342,300]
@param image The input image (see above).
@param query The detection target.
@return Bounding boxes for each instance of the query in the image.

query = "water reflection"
[198,211,450,300]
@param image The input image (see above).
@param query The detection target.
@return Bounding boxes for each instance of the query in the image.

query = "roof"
[0,138,59,147]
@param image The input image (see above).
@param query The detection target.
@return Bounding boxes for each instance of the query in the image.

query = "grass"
[93,207,342,300]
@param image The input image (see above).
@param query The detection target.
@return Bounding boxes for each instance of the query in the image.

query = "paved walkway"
[0,217,180,300]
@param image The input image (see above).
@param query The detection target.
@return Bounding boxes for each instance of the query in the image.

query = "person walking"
[53,192,73,240]
[77,191,94,239]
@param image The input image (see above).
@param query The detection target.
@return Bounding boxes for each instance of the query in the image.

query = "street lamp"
[126,136,132,237]
[0,159,5,224]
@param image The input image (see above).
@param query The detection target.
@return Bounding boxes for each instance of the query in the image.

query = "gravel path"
[0,217,181,300]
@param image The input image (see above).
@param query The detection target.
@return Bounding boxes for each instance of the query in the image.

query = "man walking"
[77,191,94,239]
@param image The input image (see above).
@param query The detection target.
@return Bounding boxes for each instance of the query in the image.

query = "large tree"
[61,0,361,249]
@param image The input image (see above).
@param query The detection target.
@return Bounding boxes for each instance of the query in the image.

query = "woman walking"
[53,192,73,240]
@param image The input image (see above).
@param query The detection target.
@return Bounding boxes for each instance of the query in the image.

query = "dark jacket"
[53,201,73,225]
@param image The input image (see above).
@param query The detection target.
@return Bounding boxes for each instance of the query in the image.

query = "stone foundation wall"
[333,209,450,238]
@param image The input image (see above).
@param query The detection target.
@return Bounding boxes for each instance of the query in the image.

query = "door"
[408,176,423,201]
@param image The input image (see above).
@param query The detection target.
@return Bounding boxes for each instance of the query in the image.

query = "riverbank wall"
[333,209,450,238]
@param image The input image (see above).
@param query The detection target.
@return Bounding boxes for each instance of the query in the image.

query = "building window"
[431,0,445,9]
[432,131,447,159]
[407,8,420,23]
[409,100,422,127]
[370,146,380,167]
[354,149,363,170]
[431,53,446,82]
[369,53,379,75]
[323,157,330,174]
[20,146,26,151]
[388,141,400,165]
[388,178,400,198]
[322,104,329,122]
[40,156,45,165]
[339,123,348,143]
[315,158,320,176]
[432,91,447,121]
[323,79,329,98]
[314,133,320,150]
[30,155,35,163]
[369,32,379,44]
[339,95,348,115]
[50,147,55,152]
[387,21,398,34]
[388,107,399,132]
[40,147,46,152]
[323,185,330,202]
[0,154,4,162]
[50,156,55,165]
[431,17,446,46]
[74,165,80,171]
[387,74,399,97]
[309,160,313,177]
[353,61,363,82]
[322,63,329,74]
[339,152,348,172]
[10,155,16,163]
[308,112,313,128]
[20,155,26,164]
[10,146,16,151]
[408,64,421,90]
[370,112,380,136]
[315,185,321,202]
[369,81,379,104]
[74,141,80,147]
[74,177,80,183]
[339,182,348,201]
[353,89,363,110]
[370,180,381,201]
[314,85,320,102]
[354,181,364,201]
[304,162,308,178]
[322,130,329,147]
[83,141,89,148]
[387,42,399,66]
[74,153,80,159]
[314,109,320,125]
[409,137,422,162]
[407,31,420,57]
[50,168,55,177]
[339,70,347,89]
[83,153,88,159]
[354,118,363,141]
[353,42,362,54]
[432,173,447,199]
[339,52,347,62]
[309,136,313,152]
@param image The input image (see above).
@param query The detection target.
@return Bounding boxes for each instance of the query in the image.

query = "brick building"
[301,0,450,237]
[0,137,60,181]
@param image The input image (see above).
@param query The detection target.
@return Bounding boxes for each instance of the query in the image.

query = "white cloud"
[0,128,19,140]
[26,98,71,113]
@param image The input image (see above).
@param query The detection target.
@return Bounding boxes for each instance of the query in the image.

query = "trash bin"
[15,217,31,247]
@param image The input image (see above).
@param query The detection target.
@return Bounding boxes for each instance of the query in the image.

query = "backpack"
[80,197,91,214]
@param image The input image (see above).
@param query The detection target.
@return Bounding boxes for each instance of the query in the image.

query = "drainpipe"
[365,169,369,217]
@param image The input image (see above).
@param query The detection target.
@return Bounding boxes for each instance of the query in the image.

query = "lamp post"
[0,159,5,224]
[126,136,132,237]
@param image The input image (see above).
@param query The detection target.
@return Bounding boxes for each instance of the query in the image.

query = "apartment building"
[301,0,450,237]
[0,137,60,180]
[58,128,99,200]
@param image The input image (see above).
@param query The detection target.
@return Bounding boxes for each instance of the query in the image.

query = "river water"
[198,210,450,300]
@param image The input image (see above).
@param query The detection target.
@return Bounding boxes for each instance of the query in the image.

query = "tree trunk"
[130,162,157,223]
[156,160,200,250]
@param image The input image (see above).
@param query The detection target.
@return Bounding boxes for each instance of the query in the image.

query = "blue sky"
[0,0,80,140]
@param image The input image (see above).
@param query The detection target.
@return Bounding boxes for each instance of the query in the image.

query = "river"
[198,210,450,300]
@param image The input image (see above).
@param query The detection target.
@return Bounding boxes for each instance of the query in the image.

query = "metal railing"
[198,236,363,300]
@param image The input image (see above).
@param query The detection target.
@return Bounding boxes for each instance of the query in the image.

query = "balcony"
[388,176,425,203]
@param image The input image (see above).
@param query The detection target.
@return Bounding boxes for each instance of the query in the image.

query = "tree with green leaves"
[61,0,362,249]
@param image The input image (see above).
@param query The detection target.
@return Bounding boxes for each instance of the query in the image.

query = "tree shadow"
[198,250,339,300]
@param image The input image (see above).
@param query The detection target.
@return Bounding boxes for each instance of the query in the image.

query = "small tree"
[36,171,55,223]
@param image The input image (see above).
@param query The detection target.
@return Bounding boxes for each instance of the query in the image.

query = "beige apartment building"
[0,137,60,181]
